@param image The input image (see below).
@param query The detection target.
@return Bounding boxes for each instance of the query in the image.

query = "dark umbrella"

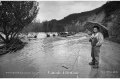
[84,21,109,38]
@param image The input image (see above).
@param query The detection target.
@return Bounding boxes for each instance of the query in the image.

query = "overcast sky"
[36,1,107,22]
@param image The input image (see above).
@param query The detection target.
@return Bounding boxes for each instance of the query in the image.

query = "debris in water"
[62,66,69,69]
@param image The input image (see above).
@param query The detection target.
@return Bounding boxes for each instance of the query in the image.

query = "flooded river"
[0,34,120,78]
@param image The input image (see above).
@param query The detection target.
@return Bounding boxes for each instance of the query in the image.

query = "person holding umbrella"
[89,25,104,68]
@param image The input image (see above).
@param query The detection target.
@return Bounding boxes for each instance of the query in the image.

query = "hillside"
[22,1,120,43]
[56,1,120,42]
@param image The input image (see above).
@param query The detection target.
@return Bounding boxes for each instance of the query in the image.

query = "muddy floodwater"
[0,33,120,78]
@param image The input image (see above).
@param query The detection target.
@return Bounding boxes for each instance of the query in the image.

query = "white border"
[0,0,116,1]
[0,0,120,79]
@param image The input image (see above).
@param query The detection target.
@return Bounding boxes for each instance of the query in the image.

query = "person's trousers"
[91,46,100,65]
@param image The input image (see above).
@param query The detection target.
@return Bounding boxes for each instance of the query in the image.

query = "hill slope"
[57,1,120,41]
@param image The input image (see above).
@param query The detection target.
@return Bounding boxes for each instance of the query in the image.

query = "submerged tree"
[0,1,39,43]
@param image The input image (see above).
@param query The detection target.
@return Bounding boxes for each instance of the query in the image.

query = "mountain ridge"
[55,1,120,41]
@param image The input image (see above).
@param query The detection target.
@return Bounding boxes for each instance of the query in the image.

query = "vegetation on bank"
[0,38,27,55]
[0,1,39,55]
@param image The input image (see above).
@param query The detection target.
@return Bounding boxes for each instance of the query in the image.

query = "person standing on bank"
[89,26,104,68]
